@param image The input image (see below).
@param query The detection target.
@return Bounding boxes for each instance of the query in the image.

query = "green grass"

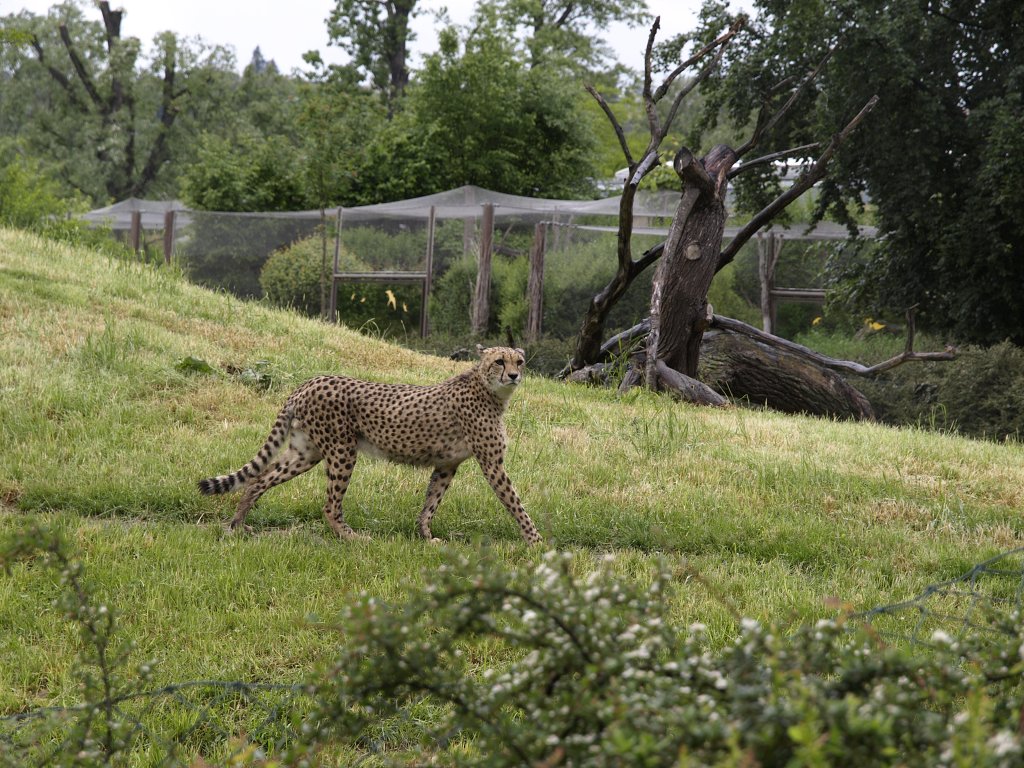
[2,227,1024,760]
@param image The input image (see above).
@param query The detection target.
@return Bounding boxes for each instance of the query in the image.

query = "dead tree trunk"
[567,17,743,370]
[648,145,736,384]
[699,329,875,419]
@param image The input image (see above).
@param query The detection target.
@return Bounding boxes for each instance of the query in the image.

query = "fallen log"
[564,309,954,421]
[698,328,875,419]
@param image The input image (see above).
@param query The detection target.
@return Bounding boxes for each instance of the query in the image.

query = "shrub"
[260,235,421,335]
[0,148,66,230]
[339,225,429,271]
[309,551,1024,766]
[859,341,1024,442]
[796,330,1024,442]
[429,253,526,337]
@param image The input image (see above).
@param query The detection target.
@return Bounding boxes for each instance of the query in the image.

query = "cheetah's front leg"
[477,458,541,545]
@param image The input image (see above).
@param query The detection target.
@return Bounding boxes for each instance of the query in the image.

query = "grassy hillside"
[2,228,1024,759]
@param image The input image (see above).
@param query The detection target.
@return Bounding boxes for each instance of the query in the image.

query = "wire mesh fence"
[1,680,310,766]
[851,546,1024,648]
[78,189,872,345]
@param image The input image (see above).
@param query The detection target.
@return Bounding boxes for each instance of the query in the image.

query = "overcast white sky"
[7,0,748,74]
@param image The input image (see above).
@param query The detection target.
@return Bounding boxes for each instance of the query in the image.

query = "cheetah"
[198,345,541,544]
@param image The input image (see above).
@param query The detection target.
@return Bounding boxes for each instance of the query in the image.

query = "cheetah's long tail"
[197,406,292,495]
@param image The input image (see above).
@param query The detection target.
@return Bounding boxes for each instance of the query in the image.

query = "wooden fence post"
[162,210,175,264]
[471,203,495,336]
[129,210,142,255]
[420,205,436,338]
[758,232,783,334]
[329,207,343,322]
[525,221,546,343]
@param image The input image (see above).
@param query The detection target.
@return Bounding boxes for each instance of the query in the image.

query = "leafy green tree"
[180,131,311,212]
[350,22,598,201]
[0,1,235,204]
[491,0,649,72]
[695,0,1024,344]
[324,0,417,109]
[236,47,301,140]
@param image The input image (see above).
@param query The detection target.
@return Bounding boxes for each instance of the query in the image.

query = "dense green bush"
[310,550,1024,766]
[261,235,364,317]
[861,342,1024,442]
[339,224,429,271]
[0,142,139,258]
[0,145,66,230]
[429,253,526,337]
[7,525,1024,766]
[796,330,1024,442]
[260,235,421,335]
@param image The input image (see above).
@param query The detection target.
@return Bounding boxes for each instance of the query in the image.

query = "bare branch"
[727,142,821,179]
[655,359,729,406]
[642,17,662,137]
[734,42,838,159]
[659,34,735,143]
[628,151,661,189]
[98,1,122,53]
[710,312,955,376]
[29,34,85,109]
[633,242,665,274]
[585,83,633,170]
[653,17,745,103]
[719,94,879,269]
[673,147,715,195]
[59,23,103,107]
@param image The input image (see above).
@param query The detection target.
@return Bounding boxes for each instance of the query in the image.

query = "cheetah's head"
[475,345,526,398]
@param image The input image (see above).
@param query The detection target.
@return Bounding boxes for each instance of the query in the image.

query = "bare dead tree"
[641,94,880,406]
[562,17,952,418]
[572,307,954,418]
[567,16,745,370]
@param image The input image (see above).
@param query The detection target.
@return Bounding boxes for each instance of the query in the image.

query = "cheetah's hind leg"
[320,441,369,541]
[228,435,322,534]
[418,465,459,543]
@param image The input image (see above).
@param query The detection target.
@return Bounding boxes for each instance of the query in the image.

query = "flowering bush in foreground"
[310,550,1024,767]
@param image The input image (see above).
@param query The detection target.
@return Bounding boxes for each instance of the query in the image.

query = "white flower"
[988,730,1020,757]
[931,630,953,645]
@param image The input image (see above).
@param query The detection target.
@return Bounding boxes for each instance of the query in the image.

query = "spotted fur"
[198,346,540,544]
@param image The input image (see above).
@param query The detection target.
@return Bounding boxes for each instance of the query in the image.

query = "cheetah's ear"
[475,344,486,357]
[515,347,525,359]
